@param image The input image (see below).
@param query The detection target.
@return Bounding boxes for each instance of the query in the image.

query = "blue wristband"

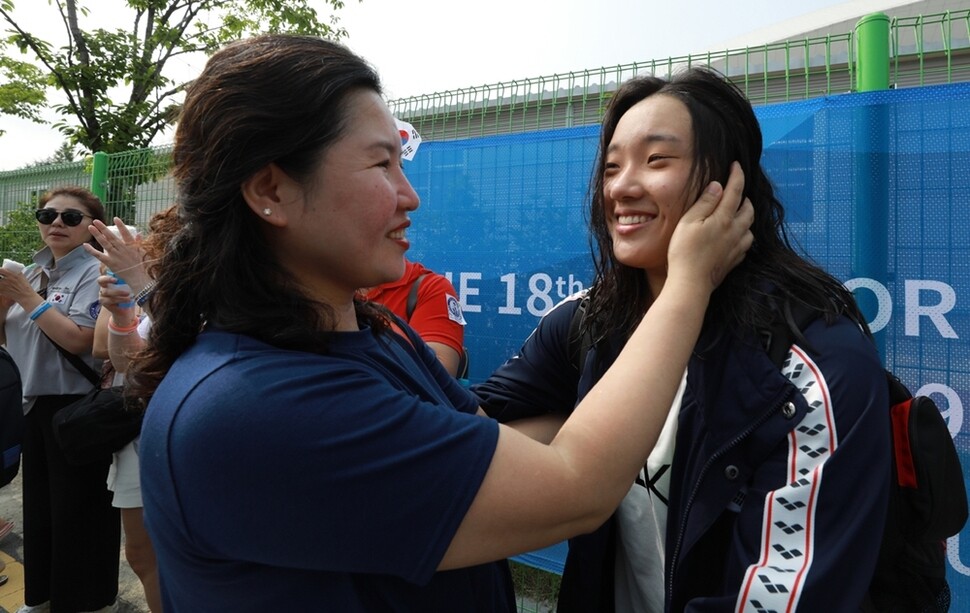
[107,270,134,308]
[29,302,52,321]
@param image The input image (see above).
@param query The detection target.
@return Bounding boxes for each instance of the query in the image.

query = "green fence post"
[853,12,890,357]
[856,13,891,91]
[90,152,109,201]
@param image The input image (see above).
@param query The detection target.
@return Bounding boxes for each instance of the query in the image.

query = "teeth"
[388,230,405,240]
[617,215,650,225]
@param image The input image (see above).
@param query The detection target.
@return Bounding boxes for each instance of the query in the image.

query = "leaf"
[0,55,47,121]
[0,0,355,155]
[0,0,355,219]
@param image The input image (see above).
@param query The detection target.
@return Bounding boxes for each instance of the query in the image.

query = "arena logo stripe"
[736,344,834,612]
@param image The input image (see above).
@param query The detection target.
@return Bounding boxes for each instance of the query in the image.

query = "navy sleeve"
[473,296,583,422]
[726,318,891,612]
[395,318,478,414]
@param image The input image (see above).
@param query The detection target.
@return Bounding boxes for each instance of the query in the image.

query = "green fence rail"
[893,9,970,86]
[92,146,174,225]
[389,9,970,141]
[0,159,90,264]
[388,31,858,141]
[1,9,969,261]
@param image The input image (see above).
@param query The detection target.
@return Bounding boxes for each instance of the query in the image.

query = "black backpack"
[569,296,968,611]
[0,346,24,488]
[406,273,469,381]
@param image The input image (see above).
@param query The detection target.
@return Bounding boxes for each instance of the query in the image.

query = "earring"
[262,208,272,216]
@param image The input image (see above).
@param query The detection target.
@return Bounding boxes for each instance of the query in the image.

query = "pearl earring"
[262,208,272,216]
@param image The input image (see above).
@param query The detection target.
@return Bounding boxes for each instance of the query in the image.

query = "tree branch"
[63,0,103,149]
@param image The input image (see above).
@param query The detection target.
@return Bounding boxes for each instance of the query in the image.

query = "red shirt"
[363,260,465,355]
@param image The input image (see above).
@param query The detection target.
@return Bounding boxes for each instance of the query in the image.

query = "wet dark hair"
[129,34,386,404]
[38,185,107,248]
[585,67,867,345]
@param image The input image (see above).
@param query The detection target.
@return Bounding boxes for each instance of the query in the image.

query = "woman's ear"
[241,163,297,228]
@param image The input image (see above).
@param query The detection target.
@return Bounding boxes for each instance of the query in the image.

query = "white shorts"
[106,437,142,509]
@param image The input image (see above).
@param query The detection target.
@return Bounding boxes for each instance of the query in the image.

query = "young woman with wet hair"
[476,68,889,612]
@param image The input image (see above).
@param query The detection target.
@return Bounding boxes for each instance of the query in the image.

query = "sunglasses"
[35,208,91,227]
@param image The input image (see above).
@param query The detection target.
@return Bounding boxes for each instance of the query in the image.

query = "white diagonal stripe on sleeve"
[736,345,836,613]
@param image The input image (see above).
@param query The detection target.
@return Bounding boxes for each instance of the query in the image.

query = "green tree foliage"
[0,199,43,264]
[0,53,46,136]
[48,140,76,164]
[0,0,355,154]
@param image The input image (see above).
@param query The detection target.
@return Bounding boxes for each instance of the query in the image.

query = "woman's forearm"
[550,279,707,508]
[30,305,95,355]
[107,318,145,373]
[441,282,712,570]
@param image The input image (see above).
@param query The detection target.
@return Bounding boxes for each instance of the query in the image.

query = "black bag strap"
[41,331,101,388]
[404,273,468,379]
[762,296,819,368]
[34,279,101,388]
[406,273,470,380]
[405,274,428,322]
[569,295,597,373]
[455,348,469,380]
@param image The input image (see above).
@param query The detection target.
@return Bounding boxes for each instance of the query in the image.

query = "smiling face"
[37,195,95,260]
[274,89,420,305]
[603,94,696,291]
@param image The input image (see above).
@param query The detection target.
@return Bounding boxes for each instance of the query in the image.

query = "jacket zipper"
[665,388,796,606]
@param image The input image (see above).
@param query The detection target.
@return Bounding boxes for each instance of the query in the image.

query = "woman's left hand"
[97,274,137,322]
[85,218,152,291]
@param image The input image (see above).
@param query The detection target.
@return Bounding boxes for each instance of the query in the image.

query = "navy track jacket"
[474,291,890,612]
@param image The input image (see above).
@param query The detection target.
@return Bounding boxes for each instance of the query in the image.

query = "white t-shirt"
[614,370,686,613]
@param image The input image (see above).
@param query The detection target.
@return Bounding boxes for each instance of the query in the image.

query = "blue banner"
[403,82,970,603]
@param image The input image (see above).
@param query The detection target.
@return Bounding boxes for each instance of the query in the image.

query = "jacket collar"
[32,244,94,273]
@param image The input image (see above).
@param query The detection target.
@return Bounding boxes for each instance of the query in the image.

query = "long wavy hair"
[128,35,388,406]
[585,67,867,347]
[140,204,180,280]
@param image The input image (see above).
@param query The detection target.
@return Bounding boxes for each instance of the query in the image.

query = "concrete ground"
[0,471,149,613]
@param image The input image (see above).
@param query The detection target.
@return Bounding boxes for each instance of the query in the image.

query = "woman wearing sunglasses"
[0,186,121,613]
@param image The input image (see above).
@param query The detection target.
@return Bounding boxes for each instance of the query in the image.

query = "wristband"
[108,316,140,335]
[29,302,52,321]
[134,281,156,307]
[106,271,134,308]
